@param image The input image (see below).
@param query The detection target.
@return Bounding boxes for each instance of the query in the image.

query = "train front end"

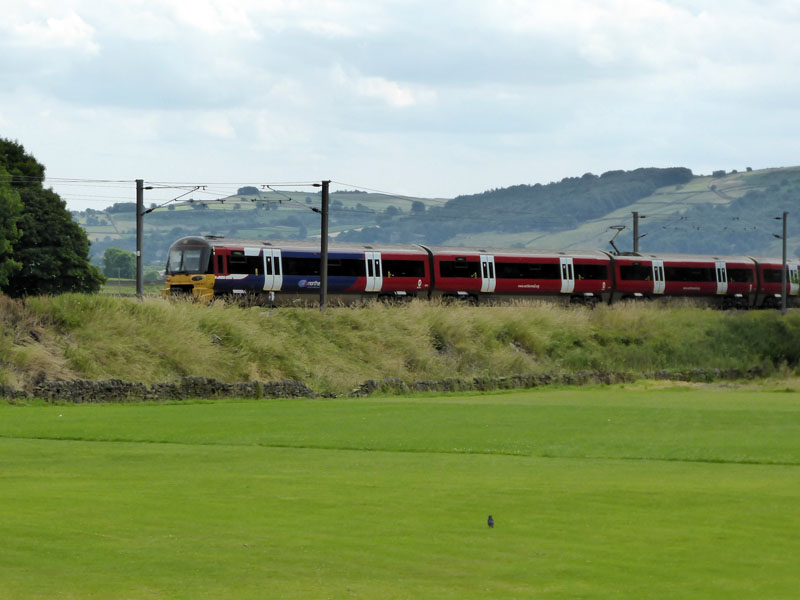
[162,237,215,301]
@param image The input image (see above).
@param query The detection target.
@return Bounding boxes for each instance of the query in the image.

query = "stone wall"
[347,367,766,397]
[0,377,314,403]
[0,366,768,403]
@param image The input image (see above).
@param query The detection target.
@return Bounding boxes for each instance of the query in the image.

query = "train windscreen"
[166,245,211,275]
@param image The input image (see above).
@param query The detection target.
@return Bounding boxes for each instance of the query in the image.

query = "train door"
[262,249,283,291]
[652,260,665,294]
[789,264,799,295]
[560,257,575,294]
[480,255,496,293]
[365,251,383,292]
[715,261,728,295]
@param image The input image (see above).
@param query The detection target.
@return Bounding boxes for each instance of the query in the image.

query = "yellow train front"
[162,237,216,301]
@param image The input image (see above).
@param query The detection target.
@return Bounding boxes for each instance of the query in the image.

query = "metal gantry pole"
[632,211,639,253]
[136,179,144,299]
[781,211,788,315]
[320,180,330,312]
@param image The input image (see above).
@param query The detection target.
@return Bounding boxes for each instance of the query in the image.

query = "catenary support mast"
[136,179,144,299]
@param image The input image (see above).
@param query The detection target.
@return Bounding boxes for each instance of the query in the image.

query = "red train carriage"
[611,253,757,308]
[424,246,612,304]
[750,257,800,308]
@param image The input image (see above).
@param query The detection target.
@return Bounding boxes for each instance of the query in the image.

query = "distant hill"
[72,166,800,269]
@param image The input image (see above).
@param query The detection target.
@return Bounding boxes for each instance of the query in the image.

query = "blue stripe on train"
[214,275,361,294]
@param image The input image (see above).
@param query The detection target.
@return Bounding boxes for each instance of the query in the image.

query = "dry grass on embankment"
[1,294,800,394]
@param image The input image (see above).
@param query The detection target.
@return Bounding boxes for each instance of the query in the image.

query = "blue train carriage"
[163,236,432,304]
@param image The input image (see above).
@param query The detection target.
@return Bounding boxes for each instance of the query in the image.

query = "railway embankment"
[1,294,799,401]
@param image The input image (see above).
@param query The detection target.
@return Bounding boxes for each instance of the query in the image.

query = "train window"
[283,257,321,276]
[382,259,425,278]
[328,259,363,277]
[763,268,784,283]
[182,250,202,272]
[619,264,652,280]
[495,262,561,279]
[228,252,261,275]
[664,266,715,282]
[439,260,480,278]
[573,263,608,280]
[228,251,247,274]
[167,246,211,275]
[727,268,753,283]
[216,255,224,274]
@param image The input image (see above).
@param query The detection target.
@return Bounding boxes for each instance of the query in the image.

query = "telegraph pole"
[320,180,330,312]
[781,211,788,315]
[136,179,144,299]
[632,211,646,253]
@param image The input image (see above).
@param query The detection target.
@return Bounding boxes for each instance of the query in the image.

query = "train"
[162,235,800,309]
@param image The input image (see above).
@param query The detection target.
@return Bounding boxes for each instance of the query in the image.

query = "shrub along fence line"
[0,366,770,403]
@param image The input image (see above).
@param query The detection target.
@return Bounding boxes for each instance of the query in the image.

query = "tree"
[0,165,23,287]
[0,138,104,296]
[411,200,426,214]
[102,247,136,279]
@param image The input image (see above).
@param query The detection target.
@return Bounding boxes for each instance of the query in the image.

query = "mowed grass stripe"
[2,388,800,465]
[2,436,799,599]
[3,435,800,468]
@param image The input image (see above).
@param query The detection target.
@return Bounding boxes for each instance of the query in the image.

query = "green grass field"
[2,386,800,598]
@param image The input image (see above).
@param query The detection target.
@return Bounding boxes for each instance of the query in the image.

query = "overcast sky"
[2,0,800,210]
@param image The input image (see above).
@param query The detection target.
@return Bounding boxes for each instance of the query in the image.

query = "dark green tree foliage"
[0,138,104,296]
[0,165,23,286]
[106,202,136,214]
[337,167,693,244]
[102,247,136,279]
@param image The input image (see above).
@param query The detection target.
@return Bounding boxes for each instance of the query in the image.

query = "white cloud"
[11,12,99,53]
[331,64,437,108]
[165,0,259,38]
[3,0,800,209]
[196,113,237,139]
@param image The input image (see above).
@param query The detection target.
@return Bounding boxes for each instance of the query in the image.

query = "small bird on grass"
[487,515,494,528]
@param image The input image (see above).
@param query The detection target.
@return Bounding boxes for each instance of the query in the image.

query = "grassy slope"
[2,294,800,393]
[1,388,799,598]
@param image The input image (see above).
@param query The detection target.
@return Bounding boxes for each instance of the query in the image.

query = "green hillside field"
[2,387,799,598]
